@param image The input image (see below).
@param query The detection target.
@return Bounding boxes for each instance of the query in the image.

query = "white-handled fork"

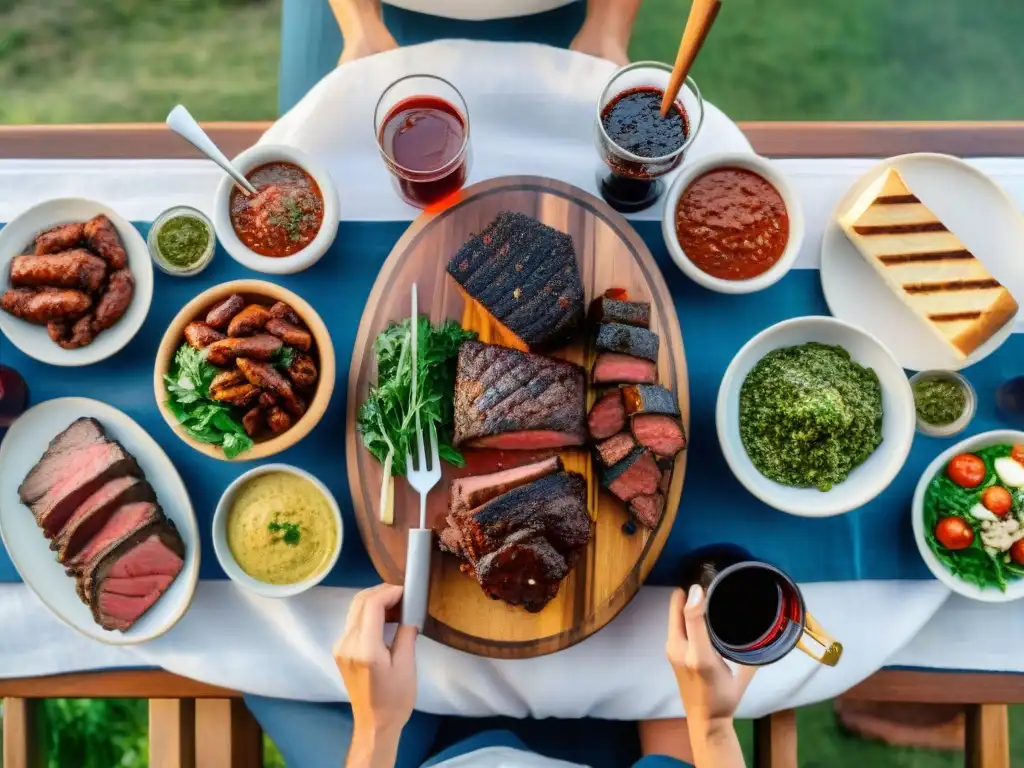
[402,284,441,630]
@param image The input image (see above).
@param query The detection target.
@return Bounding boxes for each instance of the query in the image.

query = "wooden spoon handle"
[660,0,722,117]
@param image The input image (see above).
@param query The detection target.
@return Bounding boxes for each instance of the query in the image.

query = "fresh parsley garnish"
[272,345,296,370]
[268,520,301,546]
[164,343,254,459]
[356,317,475,477]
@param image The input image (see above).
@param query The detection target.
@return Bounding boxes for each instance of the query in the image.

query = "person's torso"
[384,0,576,21]
[430,746,588,768]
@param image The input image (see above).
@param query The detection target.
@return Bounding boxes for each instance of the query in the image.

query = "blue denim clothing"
[277,0,587,113]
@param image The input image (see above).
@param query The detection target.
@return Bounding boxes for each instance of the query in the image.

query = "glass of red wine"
[678,545,842,667]
[595,62,704,213]
[374,74,472,210]
[0,365,29,429]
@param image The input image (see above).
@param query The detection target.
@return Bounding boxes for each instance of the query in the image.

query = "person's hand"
[334,584,417,766]
[569,21,630,66]
[666,585,756,727]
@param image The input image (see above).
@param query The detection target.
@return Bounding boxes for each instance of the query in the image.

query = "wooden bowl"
[153,279,335,461]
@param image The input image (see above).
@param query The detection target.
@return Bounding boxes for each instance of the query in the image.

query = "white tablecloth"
[1,41,1023,719]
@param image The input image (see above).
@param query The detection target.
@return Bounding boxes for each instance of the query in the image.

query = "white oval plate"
[0,398,199,644]
[0,198,154,367]
[821,154,1024,372]
[912,429,1024,603]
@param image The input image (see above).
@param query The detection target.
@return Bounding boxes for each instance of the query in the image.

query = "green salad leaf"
[923,444,1019,591]
[164,344,254,459]
[357,317,476,477]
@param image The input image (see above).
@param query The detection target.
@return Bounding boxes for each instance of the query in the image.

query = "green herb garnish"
[269,195,307,241]
[164,344,254,459]
[357,317,475,477]
[273,345,296,370]
[268,520,302,546]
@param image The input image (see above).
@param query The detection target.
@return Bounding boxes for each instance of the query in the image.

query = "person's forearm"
[328,0,383,37]
[345,723,401,768]
[584,0,643,48]
[688,717,745,768]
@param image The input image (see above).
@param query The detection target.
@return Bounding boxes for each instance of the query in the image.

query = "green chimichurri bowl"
[716,316,916,517]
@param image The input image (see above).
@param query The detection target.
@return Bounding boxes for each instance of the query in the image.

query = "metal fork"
[402,283,441,630]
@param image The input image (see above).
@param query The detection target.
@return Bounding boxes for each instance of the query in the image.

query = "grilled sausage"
[34,222,85,255]
[209,383,261,408]
[11,250,106,293]
[265,317,312,351]
[83,214,127,269]
[242,405,265,437]
[205,294,245,330]
[209,369,245,393]
[258,391,277,408]
[184,321,226,350]
[1,287,91,324]
[227,304,272,337]
[61,314,96,349]
[91,268,134,332]
[266,406,293,434]
[268,301,302,326]
[286,352,318,389]
[236,357,305,416]
[205,334,282,366]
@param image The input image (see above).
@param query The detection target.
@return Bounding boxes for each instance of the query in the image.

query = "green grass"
[1,0,1022,765]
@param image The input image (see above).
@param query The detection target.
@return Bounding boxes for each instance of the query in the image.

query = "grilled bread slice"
[839,168,1018,358]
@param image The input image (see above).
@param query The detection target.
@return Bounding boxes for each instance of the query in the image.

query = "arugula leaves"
[357,317,475,477]
[164,344,254,459]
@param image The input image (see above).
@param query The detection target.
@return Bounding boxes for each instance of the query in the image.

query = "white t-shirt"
[385,0,576,21]
[433,746,588,767]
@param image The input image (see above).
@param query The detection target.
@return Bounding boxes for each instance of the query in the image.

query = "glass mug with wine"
[679,544,842,667]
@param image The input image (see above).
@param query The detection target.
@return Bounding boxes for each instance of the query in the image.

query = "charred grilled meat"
[83,215,127,269]
[205,334,282,366]
[265,317,312,351]
[205,294,245,330]
[35,222,85,255]
[2,287,91,324]
[227,304,271,337]
[184,322,226,350]
[10,250,106,293]
[236,357,305,417]
[91,269,134,332]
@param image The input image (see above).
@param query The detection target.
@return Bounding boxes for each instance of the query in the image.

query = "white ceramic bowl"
[662,153,804,294]
[0,198,153,366]
[213,464,343,598]
[717,316,916,517]
[912,430,1024,603]
[213,144,339,275]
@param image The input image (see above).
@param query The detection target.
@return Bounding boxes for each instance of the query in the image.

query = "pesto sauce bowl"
[716,316,916,517]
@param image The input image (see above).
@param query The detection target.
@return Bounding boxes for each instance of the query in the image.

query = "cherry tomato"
[1011,540,1024,566]
[1012,444,1024,467]
[947,453,987,488]
[935,517,975,550]
[982,486,1013,517]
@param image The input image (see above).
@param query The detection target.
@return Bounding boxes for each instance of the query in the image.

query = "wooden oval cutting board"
[346,176,688,658]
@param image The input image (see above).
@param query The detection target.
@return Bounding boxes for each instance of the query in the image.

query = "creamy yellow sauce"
[227,472,337,585]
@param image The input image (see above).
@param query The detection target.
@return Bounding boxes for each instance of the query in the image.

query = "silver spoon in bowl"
[166,104,258,196]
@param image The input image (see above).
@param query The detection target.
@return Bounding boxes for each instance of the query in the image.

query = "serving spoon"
[166,104,258,196]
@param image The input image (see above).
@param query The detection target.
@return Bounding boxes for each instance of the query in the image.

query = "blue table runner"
[2,221,1019,586]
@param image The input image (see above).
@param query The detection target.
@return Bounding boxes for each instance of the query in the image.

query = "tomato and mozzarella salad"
[924,443,1024,591]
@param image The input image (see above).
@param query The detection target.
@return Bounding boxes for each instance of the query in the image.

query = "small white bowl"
[0,198,153,367]
[213,144,339,275]
[908,370,977,438]
[717,316,916,517]
[662,153,804,294]
[147,205,216,277]
[912,430,1024,602]
[213,464,343,598]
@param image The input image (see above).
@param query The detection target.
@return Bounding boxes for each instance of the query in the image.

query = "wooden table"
[1,120,1022,768]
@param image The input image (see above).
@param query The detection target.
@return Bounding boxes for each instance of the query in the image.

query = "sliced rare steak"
[66,500,161,583]
[453,341,586,450]
[595,432,636,467]
[592,353,657,385]
[87,520,186,632]
[602,448,661,502]
[473,528,568,613]
[18,417,106,505]
[30,440,141,538]
[596,323,660,363]
[630,493,666,529]
[587,390,626,440]
[622,384,680,416]
[589,295,650,328]
[53,476,155,564]
[446,211,585,350]
[632,414,688,458]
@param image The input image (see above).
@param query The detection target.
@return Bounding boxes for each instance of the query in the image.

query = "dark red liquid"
[707,566,800,649]
[601,86,689,178]
[379,96,468,208]
[0,365,29,428]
